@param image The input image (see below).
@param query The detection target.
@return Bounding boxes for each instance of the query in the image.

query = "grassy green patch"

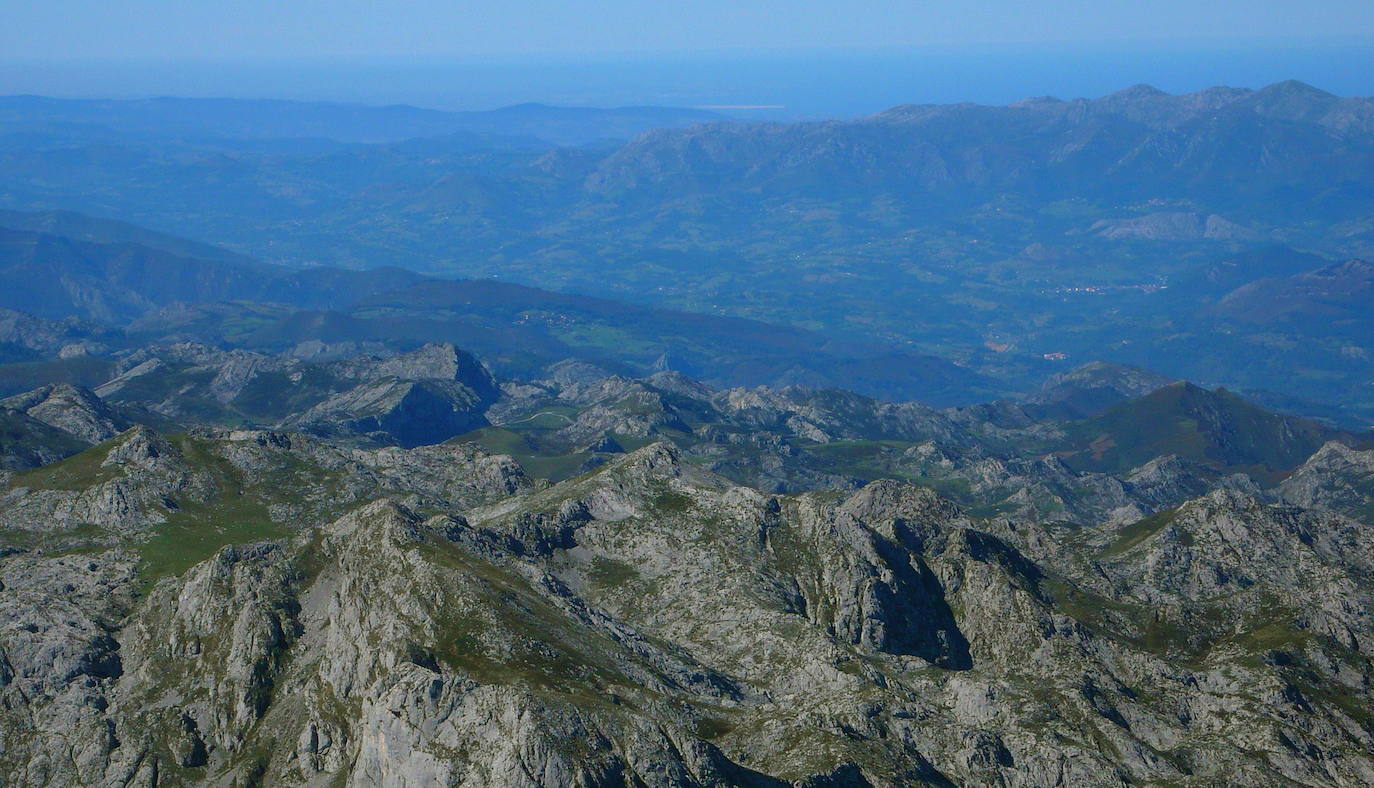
[650,489,693,514]
[453,425,594,482]
[457,426,533,456]
[417,539,641,706]
[610,433,658,453]
[521,452,593,482]
[1226,619,1309,655]
[1099,508,1179,559]
[230,366,348,422]
[0,522,115,555]
[584,555,639,588]
[1061,384,1336,481]
[133,434,343,586]
[136,501,288,585]
[552,324,662,357]
[1041,576,1205,663]
[10,436,123,491]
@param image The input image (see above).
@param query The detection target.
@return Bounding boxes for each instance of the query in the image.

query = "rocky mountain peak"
[372,342,498,391]
[836,478,960,527]
[1103,83,1169,102]
[1251,78,1337,104]
[1029,360,1175,417]
[0,383,127,444]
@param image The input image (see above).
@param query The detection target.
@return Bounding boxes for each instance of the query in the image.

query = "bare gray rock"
[1,383,128,444]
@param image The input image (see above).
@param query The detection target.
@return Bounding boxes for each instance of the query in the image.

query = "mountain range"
[4,81,1374,786]
[3,82,1373,425]
[0,208,1000,406]
[2,322,1374,784]
[0,95,725,146]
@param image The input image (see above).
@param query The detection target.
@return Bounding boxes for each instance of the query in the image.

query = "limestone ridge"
[287,377,491,447]
[2,383,130,444]
[3,436,1374,785]
[83,341,503,447]
[286,343,501,447]
[1,340,1374,784]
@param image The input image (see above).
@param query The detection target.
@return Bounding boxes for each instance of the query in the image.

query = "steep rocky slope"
[0,333,1372,785]
[90,341,501,446]
[0,408,90,470]
[1279,441,1374,520]
[2,437,1372,785]
[2,382,129,443]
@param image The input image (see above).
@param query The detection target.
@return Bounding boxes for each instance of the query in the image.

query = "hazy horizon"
[3,38,1373,119]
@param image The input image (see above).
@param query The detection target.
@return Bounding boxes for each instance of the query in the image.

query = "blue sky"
[5,0,1374,59]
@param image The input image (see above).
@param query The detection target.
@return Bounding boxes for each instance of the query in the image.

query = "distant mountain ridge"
[1060,382,1350,480]
[0,223,426,323]
[1215,258,1374,327]
[4,82,1374,423]
[0,208,257,266]
[587,80,1374,205]
[0,95,725,146]
[0,209,998,405]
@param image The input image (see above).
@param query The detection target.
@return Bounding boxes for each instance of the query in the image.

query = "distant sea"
[2,38,1372,119]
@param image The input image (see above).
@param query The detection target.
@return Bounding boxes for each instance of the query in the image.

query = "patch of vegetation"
[43,523,117,556]
[1041,575,1210,664]
[1226,619,1310,656]
[453,425,594,482]
[693,714,737,740]
[584,555,638,588]
[230,366,348,421]
[457,426,533,457]
[1062,384,1338,481]
[1099,508,1180,559]
[521,452,593,482]
[136,501,287,586]
[552,324,663,359]
[609,433,657,453]
[133,434,346,586]
[10,435,123,490]
[650,489,693,514]
[417,538,643,707]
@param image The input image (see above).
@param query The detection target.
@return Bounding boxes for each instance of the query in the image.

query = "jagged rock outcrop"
[0,426,214,534]
[92,342,502,444]
[1,398,1372,785]
[356,342,500,399]
[288,377,493,447]
[1,383,128,444]
[0,408,90,470]
[0,549,137,784]
[1279,440,1374,519]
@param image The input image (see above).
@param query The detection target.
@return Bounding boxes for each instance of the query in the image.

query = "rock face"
[87,341,502,446]
[367,342,501,399]
[1279,440,1374,518]
[0,383,129,470]
[289,378,493,447]
[1,383,128,444]
[0,408,90,469]
[1026,360,1176,418]
[2,438,1372,786]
